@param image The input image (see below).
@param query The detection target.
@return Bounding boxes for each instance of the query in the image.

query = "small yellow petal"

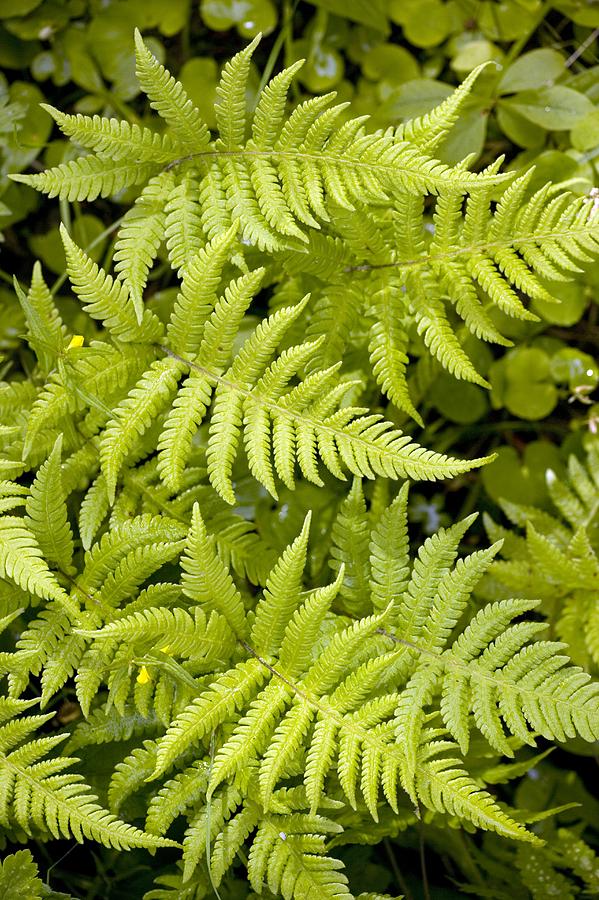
[136,665,152,685]
[159,644,172,655]
[67,334,85,350]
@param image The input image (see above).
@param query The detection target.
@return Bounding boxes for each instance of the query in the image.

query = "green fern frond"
[133,29,210,151]
[61,225,163,342]
[25,434,74,573]
[11,155,160,201]
[14,263,65,376]
[396,63,491,152]
[113,171,174,320]
[40,104,184,163]
[0,517,76,615]
[369,276,421,424]
[144,501,591,845]
[79,474,110,550]
[101,357,186,501]
[24,342,154,458]
[0,713,179,850]
[15,34,505,254]
[180,504,247,636]
[4,28,599,898]
[483,442,599,670]
[16,32,599,420]
[69,236,488,503]
[164,169,204,273]
[247,810,349,899]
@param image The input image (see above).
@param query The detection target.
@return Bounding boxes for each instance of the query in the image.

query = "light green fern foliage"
[11,34,599,424]
[17,219,489,511]
[0,466,598,896]
[481,439,599,672]
[0,613,177,853]
[2,29,599,900]
[63,490,599,889]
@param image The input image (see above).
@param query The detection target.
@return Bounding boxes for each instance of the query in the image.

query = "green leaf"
[305,0,389,33]
[0,850,42,900]
[501,86,593,130]
[570,107,599,151]
[498,48,565,94]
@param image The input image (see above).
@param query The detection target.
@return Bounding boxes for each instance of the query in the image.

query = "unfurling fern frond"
[481,440,599,671]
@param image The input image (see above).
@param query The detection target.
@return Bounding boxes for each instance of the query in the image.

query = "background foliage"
[0,1,599,898]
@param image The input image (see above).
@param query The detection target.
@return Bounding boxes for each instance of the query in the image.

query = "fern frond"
[101,357,186,501]
[75,235,489,503]
[25,435,74,573]
[113,171,174,319]
[164,169,204,273]
[24,342,154,457]
[369,276,421,423]
[134,28,210,151]
[0,713,179,849]
[251,512,311,656]
[79,474,110,550]
[78,605,236,666]
[0,517,76,615]
[18,34,507,255]
[180,504,246,636]
[329,479,371,616]
[247,811,349,899]
[19,34,597,414]
[61,225,163,342]
[396,63,490,152]
[41,104,184,163]
[165,222,239,356]
[484,443,599,669]
[14,263,65,376]
[11,155,159,201]
[150,658,267,778]
[147,504,572,843]
[77,513,186,595]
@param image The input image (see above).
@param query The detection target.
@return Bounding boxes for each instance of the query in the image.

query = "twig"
[565,27,599,68]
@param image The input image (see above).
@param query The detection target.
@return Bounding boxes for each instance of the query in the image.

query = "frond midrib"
[380,627,597,721]
[155,146,496,188]
[346,223,599,276]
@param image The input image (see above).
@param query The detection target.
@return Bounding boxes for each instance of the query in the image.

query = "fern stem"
[384,838,413,900]
[418,817,431,900]
[51,215,125,296]
[503,0,552,65]
[256,0,300,97]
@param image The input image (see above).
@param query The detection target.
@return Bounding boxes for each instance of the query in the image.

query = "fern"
[22,225,491,507]
[14,34,500,238]
[137,490,598,852]
[3,27,599,900]
[481,441,599,671]
[0,711,178,850]
[13,35,599,420]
